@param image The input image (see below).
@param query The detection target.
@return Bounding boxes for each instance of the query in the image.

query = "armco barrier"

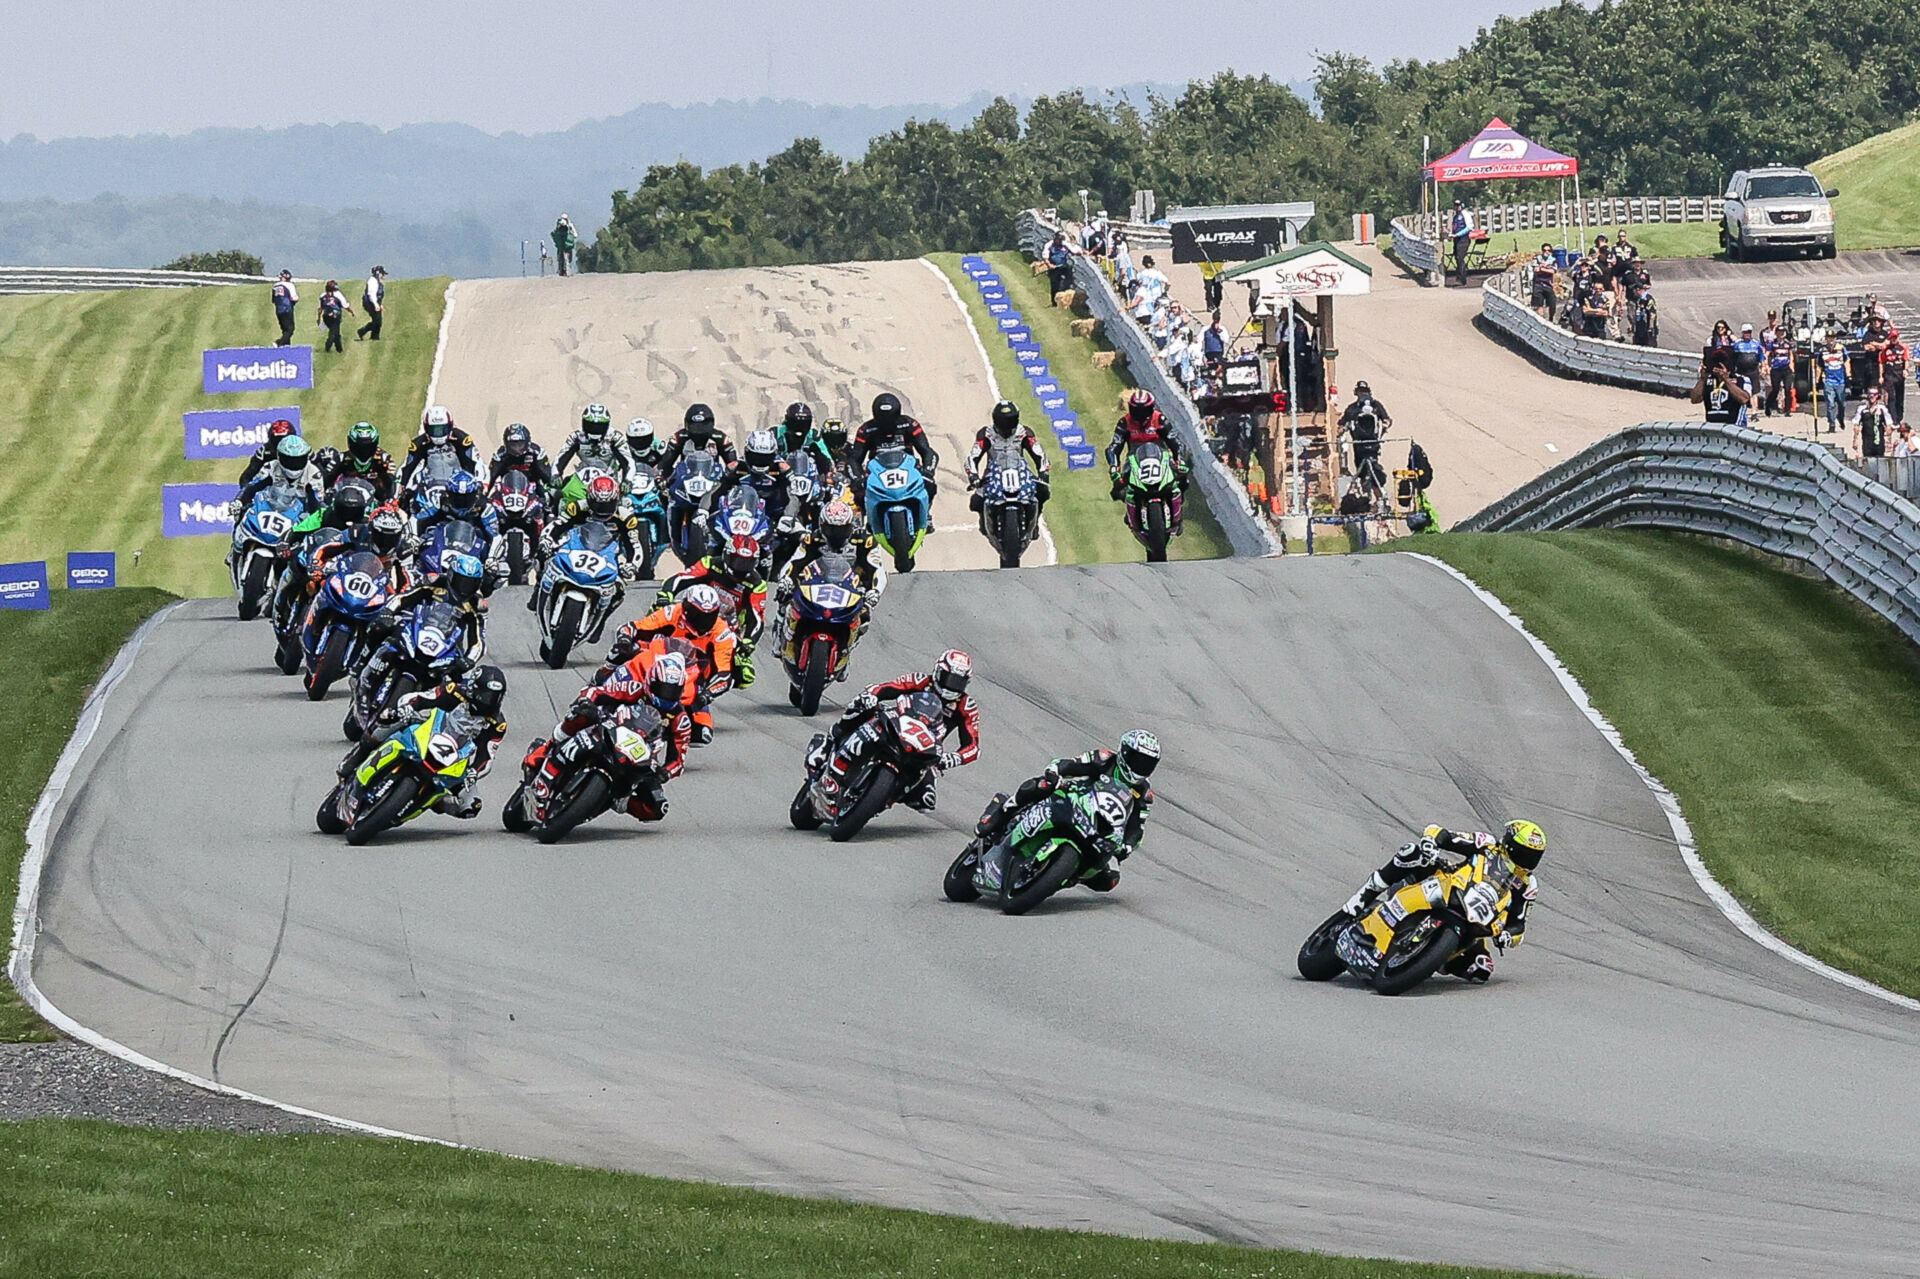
[1458,423,1920,646]
[1480,269,1698,394]
[1388,216,1445,278]
[0,265,279,296]
[1015,210,1279,556]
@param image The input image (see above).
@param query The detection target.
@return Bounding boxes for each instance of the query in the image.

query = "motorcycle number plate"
[502,494,528,511]
[258,511,291,537]
[808,584,849,609]
[344,571,378,598]
[569,551,608,576]
[999,468,1025,492]
[791,477,814,498]
[1463,881,1500,926]
[898,718,939,752]
[630,476,654,494]
[1137,459,1163,484]
[881,469,910,489]
[684,477,713,497]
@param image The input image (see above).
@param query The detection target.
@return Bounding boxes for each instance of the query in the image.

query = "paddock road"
[26,557,1920,1279]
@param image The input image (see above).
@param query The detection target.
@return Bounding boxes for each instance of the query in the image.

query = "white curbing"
[1408,551,1920,1015]
[421,279,458,414]
[918,257,1057,567]
[8,601,463,1147]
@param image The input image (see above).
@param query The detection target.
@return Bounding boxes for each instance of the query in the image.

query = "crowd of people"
[1525,231,1660,346]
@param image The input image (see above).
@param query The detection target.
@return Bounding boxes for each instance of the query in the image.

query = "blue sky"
[6,0,1562,138]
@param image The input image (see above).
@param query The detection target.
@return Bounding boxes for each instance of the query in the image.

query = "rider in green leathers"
[965,730,1160,891]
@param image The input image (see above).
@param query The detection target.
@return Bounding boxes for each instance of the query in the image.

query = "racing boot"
[1342,870,1391,917]
[734,648,756,689]
[903,772,937,813]
[962,792,1015,860]
[1081,858,1121,892]
[804,732,830,774]
[691,720,714,747]
[623,788,669,823]
[433,779,484,819]
[1445,949,1495,984]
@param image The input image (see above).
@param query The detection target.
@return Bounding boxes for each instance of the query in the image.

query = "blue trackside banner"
[184,407,301,459]
[203,346,313,393]
[66,552,115,590]
[0,560,51,609]
[163,482,242,536]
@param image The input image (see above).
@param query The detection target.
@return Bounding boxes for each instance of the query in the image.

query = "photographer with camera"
[1689,345,1754,428]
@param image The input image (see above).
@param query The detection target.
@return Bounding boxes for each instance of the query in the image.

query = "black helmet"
[368,505,407,553]
[312,445,342,476]
[684,403,716,438]
[347,421,379,461]
[871,393,903,426]
[466,664,507,717]
[331,483,372,528]
[503,423,532,457]
[819,417,848,447]
[782,401,813,434]
[991,400,1020,437]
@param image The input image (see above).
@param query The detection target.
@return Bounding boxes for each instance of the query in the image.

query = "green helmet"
[582,404,612,435]
[346,421,379,461]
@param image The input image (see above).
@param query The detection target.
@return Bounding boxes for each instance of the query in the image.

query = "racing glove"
[735,651,756,688]
[850,691,879,714]
[1494,930,1523,953]
[938,751,963,773]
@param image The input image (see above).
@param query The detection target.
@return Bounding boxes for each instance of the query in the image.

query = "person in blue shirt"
[271,269,299,346]
[1044,232,1077,297]
[1732,323,1765,385]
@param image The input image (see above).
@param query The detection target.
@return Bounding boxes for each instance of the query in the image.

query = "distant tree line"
[583,0,1920,272]
[158,249,265,275]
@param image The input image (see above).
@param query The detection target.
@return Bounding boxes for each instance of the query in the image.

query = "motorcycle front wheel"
[999,845,1080,916]
[545,595,585,670]
[943,847,983,902]
[798,636,834,717]
[829,766,897,842]
[345,775,420,846]
[1371,919,1462,996]
[1296,908,1353,981]
[995,505,1026,569]
[314,783,348,835]
[501,783,534,833]
[535,771,611,844]
[789,779,823,830]
[887,508,913,574]
[1143,500,1169,563]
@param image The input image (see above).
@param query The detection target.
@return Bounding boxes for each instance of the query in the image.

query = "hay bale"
[1029,260,1050,277]
[1070,318,1101,339]
[1053,289,1085,310]
[1091,351,1126,371]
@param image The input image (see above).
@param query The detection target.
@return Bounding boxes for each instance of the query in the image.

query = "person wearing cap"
[1732,323,1765,383]
[357,266,388,341]
[1448,200,1474,286]
[1854,385,1894,459]
[317,279,353,353]
[271,269,299,346]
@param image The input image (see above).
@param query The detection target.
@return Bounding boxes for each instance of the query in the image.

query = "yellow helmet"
[1502,819,1546,869]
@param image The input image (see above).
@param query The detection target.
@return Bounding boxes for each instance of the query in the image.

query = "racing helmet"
[1126,389,1157,424]
[267,418,297,445]
[626,418,655,454]
[330,483,372,529]
[347,421,379,461]
[991,400,1020,437]
[933,649,972,703]
[782,401,814,436]
[466,664,507,717]
[1501,819,1547,870]
[1117,729,1160,786]
[367,504,407,553]
[423,405,453,440]
[744,429,779,472]
[648,651,689,706]
[820,500,856,552]
[871,393,903,426]
[683,403,716,439]
[581,404,612,437]
[725,533,760,578]
[443,471,482,515]
[819,417,849,449]
[274,434,312,477]
[585,473,621,517]
[445,552,486,602]
[502,423,532,458]
[681,583,724,633]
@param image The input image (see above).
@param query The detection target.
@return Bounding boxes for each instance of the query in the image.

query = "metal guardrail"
[1015,210,1278,557]
[1399,196,1724,243]
[0,265,277,295]
[1458,423,1920,646]
[1388,215,1445,277]
[1480,267,1699,394]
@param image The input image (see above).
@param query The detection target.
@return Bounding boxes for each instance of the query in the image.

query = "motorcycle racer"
[489,423,555,489]
[812,651,979,812]
[416,471,501,540]
[399,406,480,490]
[656,532,769,680]
[803,416,857,487]
[624,417,671,475]
[595,583,738,744]
[235,434,327,513]
[1106,390,1190,512]
[966,400,1051,512]
[661,403,740,472]
[536,473,642,629]
[852,393,939,495]
[236,418,300,487]
[711,429,791,518]
[526,651,688,822]
[1337,820,1544,983]
[335,422,399,502]
[554,404,631,487]
[346,663,508,819]
[966,730,1160,892]
[774,401,815,454]
[777,501,886,596]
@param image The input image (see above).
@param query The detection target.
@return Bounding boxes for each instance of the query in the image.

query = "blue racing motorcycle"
[302,550,395,701]
[624,463,668,579]
[536,521,623,669]
[229,484,311,620]
[668,452,725,568]
[864,443,931,573]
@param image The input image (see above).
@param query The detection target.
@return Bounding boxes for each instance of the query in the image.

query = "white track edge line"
[8,601,464,1147]
[1406,552,1920,1014]
[421,279,458,414]
[918,257,1057,567]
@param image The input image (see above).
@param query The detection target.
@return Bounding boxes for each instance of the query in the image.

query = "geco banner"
[163,482,241,537]
[202,346,313,393]
[66,552,115,590]
[0,560,51,610]
[184,407,301,459]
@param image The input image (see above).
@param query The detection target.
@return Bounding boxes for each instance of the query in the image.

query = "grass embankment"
[927,252,1231,564]
[0,278,447,598]
[1,588,174,1040]
[0,1119,1571,1279]
[1406,529,1920,999]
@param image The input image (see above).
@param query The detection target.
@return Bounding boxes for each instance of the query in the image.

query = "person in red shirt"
[1880,332,1909,425]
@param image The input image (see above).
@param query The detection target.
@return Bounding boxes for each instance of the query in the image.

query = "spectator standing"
[316,280,352,354]
[1580,286,1611,339]
[1880,332,1909,423]
[1631,288,1661,347]
[271,269,299,346]
[357,265,388,341]
[1448,200,1473,286]
[551,214,578,276]
[1732,323,1765,385]
[1045,232,1077,297]
[1529,243,1558,317]
[1690,351,1753,427]
[1765,333,1794,415]
[1818,334,1848,434]
[1136,255,1169,315]
[1854,386,1894,458]
[1894,423,1916,458]
[1202,311,1228,365]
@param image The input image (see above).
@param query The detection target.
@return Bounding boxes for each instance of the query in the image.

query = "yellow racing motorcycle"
[1297,849,1525,995]
[316,708,476,845]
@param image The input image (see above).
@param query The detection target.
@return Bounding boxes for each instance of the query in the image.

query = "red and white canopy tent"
[1421,118,1587,252]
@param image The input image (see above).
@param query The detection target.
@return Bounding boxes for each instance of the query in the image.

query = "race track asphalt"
[29,556,1920,1279]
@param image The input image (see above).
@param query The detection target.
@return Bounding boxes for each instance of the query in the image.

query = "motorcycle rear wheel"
[346,776,420,846]
[1371,919,1462,995]
[829,767,897,842]
[789,779,823,830]
[535,772,611,844]
[999,845,1080,916]
[1296,908,1353,981]
[943,847,983,902]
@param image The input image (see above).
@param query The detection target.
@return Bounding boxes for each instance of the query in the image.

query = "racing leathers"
[528,650,692,820]
[398,430,480,490]
[626,437,674,478]
[660,427,739,474]
[969,748,1151,891]
[595,603,738,738]
[553,429,632,487]
[711,459,791,528]
[1105,409,1191,495]
[817,672,980,811]
[343,678,506,819]
[852,414,940,494]
[332,448,399,503]
[489,442,555,489]
[1342,826,1536,983]
[537,503,643,628]
[235,459,328,514]
[965,423,1052,511]
[779,527,887,596]
[657,557,769,668]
